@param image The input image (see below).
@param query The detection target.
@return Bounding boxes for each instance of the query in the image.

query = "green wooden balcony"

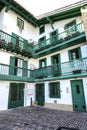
[0,63,33,82]
[34,22,86,55]
[0,57,87,82]
[33,57,87,79]
[0,30,33,58]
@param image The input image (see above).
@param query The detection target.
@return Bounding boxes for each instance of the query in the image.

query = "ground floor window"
[49,82,61,98]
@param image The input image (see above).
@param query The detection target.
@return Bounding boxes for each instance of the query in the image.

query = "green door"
[71,80,86,112]
[8,83,24,109]
[36,83,44,106]
[51,54,61,76]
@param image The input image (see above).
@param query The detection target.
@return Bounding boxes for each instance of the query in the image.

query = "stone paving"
[0,106,87,130]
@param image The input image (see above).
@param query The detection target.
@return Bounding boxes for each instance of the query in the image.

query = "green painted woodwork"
[23,39,28,49]
[22,60,28,77]
[8,83,24,109]
[5,5,11,12]
[46,17,54,30]
[68,47,82,61]
[51,54,61,76]
[9,56,15,75]
[71,80,86,112]
[39,25,45,35]
[64,20,77,36]
[0,0,38,27]
[34,57,87,79]
[1,0,87,27]
[34,22,85,57]
[36,83,44,106]
[0,58,87,82]
[39,58,46,68]
[0,30,33,57]
[11,32,16,45]
[49,82,61,98]
[50,30,58,44]
[38,36,46,49]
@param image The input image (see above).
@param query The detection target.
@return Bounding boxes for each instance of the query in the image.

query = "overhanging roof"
[0,0,87,27]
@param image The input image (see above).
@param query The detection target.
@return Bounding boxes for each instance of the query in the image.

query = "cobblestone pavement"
[0,106,87,130]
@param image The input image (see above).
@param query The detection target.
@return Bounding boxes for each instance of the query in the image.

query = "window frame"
[39,25,45,35]
[49,82,61,98]
[39,58,46,68]
[68,47,82,61]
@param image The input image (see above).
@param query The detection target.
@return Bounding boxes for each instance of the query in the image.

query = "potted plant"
[0,39,6,50]
[21,48,32,58]
[14,43,21,54]
[6,42,14,52]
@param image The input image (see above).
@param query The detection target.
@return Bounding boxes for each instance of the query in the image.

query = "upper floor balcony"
[0,57,87,82]
[0,30,33,58]
[34,22,86,56]
[0,63,33,82]
[33,57,87,80]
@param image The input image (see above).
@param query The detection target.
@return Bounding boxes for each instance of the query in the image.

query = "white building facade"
[0,0,87,112]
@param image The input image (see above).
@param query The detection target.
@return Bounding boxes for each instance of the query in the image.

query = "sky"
[14,0,82,16]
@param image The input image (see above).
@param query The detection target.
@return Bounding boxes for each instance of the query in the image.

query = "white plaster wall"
[36,42,87,68]
[0,51,10,64]
[82,78,87,107]
[0,8,5,30]
[38,16,82,40]
[44,78,87,106]
[0,81,9,110]
[81,44,87,58]
[24,83,35,106]
[2,8,38,42]
[45,80,72,105]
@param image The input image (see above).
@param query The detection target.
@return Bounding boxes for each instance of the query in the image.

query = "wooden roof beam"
[46,16,54,30]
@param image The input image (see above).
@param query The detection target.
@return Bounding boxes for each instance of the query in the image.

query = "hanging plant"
[6,42,14,52]
[14,43,21,54]
[0,39,6,50]
[21,48,32,58]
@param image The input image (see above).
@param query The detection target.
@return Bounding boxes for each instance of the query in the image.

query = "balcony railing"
[0,30,32,58]
[33,57,87,79]
[0,63,33,79]
[34,22,84,53]
[0,57,87,80]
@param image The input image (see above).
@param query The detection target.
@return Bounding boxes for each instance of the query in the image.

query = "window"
[39,58,46,68]
[17,17,24,30]
[49,82,61,98]
[38,36,46,48]
[69,47,81,60]
[50,30,58,43]
[39,25,45,34]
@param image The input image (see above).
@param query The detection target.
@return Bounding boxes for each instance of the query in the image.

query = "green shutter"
[11,32,16,45]
[50,30,58,44]
[39,58,46,68]
[49,82,61,98]
[23,39,28,49]
[57,82,61,98]
[9,56,15,75]
[22,60,28,76]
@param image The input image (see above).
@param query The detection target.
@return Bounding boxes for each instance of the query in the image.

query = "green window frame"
[50,29,58,43]
[68,47,82,61]
[38,36,46,48]
[39,25,45,35]
[49,82,61,98]
[39,58,46,68]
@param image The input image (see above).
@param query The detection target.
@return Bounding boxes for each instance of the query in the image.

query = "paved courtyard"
[0,106,87,130]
